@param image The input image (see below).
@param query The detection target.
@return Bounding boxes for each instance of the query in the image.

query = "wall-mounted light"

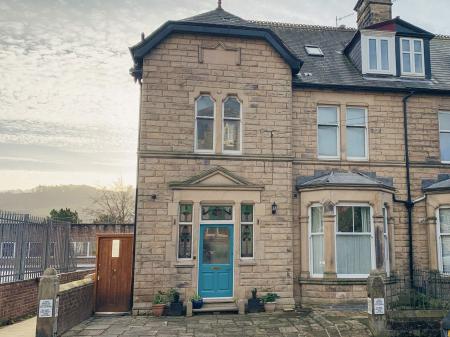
[272,202,277,215]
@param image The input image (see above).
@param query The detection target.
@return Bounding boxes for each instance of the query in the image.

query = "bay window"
[309,206,324,276]
[336,205,373,277]
[400,38,424,76]
[223,96,241,153]
[439,112,450,163]
[438,207,450,274]
[318,106,339,159]
[195,95,215,152]
[346,107,368,160]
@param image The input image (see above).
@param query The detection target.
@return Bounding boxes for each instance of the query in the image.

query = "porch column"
[323,202,336,278]
[373,215,386,274]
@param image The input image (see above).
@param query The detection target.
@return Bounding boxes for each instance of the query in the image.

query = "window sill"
[238,259,256,266]
[299,277,367,285]
[175,262,195,268]
[317,156,340,161]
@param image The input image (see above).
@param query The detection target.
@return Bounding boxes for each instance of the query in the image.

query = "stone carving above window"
[199,42,241,66]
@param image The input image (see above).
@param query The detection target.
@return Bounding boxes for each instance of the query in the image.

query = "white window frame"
[194,95,216,154]
[72,241,90,258]
[437,206,450,274]
[346,107,369,161]
[177,204,193,261]
[439,111,450,164]
[1,242,16,258]
[222,96,243,155]
[317,105,340,160]
[240,204,254,260]
[335,203,375,278]
[400,37,425,77]
[309,204,324,278]
[383,207,390,277]
[361,31,396,75]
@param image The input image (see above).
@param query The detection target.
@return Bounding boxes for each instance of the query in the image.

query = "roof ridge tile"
[248,20,357,32]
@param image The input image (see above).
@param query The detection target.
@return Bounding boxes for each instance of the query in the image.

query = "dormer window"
[400,38,425,77]
[361,32,396,75]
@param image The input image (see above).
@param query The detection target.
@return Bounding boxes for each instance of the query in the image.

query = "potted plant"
[261,293,279,313]
[247,288,263,313]
[152,291,167,317]
[190,293,203,309]
[167,288,183,316]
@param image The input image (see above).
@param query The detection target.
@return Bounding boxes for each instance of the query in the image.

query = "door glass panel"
[202,227,230,264]
[112,240,120,258]
[201,206,233,221]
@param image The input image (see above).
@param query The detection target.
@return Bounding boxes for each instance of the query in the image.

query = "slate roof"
[296,171,395,191]
[422,174,450,192]
[175,7,450,93]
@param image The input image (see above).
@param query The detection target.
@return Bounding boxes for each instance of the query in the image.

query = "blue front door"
[199,224,233,298]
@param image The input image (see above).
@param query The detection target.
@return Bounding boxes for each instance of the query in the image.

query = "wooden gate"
[95,234,133,313]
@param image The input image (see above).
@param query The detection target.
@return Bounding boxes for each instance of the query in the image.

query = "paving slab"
[62,309,373,337]
[0,317,36,337]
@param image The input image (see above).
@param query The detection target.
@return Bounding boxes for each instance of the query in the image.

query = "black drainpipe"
[400,91,415,286]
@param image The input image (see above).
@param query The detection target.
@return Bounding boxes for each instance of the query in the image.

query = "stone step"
[192,302,239,314]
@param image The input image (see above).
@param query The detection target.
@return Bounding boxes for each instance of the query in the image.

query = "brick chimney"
[354,0,392,29]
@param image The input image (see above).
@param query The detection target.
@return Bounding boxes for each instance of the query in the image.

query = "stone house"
[129,0,450,312]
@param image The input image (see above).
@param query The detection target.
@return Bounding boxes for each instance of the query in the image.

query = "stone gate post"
[367,273,388,337]
[36,268,59,337]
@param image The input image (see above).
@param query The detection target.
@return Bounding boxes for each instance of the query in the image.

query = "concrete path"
[0,316,36,337]
[62,308,372,337]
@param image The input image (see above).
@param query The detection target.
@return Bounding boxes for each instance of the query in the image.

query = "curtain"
[336,235,372,275]
[361,207,371,232]
[312,235,324,275]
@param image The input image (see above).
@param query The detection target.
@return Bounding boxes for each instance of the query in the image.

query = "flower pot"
[152,304,166,317]
[168,301,184,316]
[192,299,203,309]
[264,302,276,313]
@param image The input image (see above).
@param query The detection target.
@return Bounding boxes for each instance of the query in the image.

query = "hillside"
[0,185,104,222]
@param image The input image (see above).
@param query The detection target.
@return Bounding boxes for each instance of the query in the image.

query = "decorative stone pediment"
[199,42,241,66]
[169,166,264,191]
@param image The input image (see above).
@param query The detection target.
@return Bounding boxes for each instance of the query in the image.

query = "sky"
[0,0,449,191]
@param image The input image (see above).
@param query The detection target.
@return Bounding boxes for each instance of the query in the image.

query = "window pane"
[311,207,323,233]
[180,204,193,223]
[224,97,240,118]
[337,206,353,232]
[414,40,422,53]
[354,207,371,232]
[440,132,450,162]
[201,206,233,221]
[347,127,366,158]
[28,242,42,257]
[440,112,450,130]
[196,118,214,150]
[347,108,366,126]
[223,120,240,151]
[369,39,377,70]
[318,126,338,157]
[318,106,338,124]
[311,235,324,275]
[202,227,230,264]
[1,243,15,258]
[178,225,192,259]
[440,209,450,233]
[336,235,372,275]
[241,224,253,258]
[241,204,253,223]
[381,39,389,71]
[196,96,214,117]
[402,53,411,73]
[414,53,423,73]
[402,39,411,52]
[442,236,450,274]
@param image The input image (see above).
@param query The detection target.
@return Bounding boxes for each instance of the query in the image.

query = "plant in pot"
[190,293,203,309]
[167,288,183,316]
[152,291,167,317]
[247,288,263,313]
[261,293,279,313]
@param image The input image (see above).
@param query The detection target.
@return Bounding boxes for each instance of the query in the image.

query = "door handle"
[212,266,221,271]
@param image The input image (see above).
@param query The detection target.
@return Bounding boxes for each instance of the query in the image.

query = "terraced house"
[129,0,450,313]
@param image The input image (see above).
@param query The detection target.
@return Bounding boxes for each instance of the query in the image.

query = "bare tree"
[86,179,135,224]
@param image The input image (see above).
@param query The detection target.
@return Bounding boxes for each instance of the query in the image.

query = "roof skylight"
[305,45,324,56]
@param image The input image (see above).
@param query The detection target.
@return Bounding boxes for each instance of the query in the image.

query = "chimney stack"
[354,0,392,29]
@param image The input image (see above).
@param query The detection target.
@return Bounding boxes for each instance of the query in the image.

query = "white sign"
[38,299,53,318]
[367,298,372,314]
[374,298,385,315]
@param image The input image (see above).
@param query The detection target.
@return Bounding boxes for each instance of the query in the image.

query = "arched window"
[223,96,241,153]
[195,95,215,152]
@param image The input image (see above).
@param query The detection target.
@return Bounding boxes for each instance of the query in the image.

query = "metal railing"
[385,269,450,310]
[0,210,75,283]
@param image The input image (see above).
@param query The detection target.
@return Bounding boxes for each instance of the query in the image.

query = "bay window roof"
[423,175,450,193]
